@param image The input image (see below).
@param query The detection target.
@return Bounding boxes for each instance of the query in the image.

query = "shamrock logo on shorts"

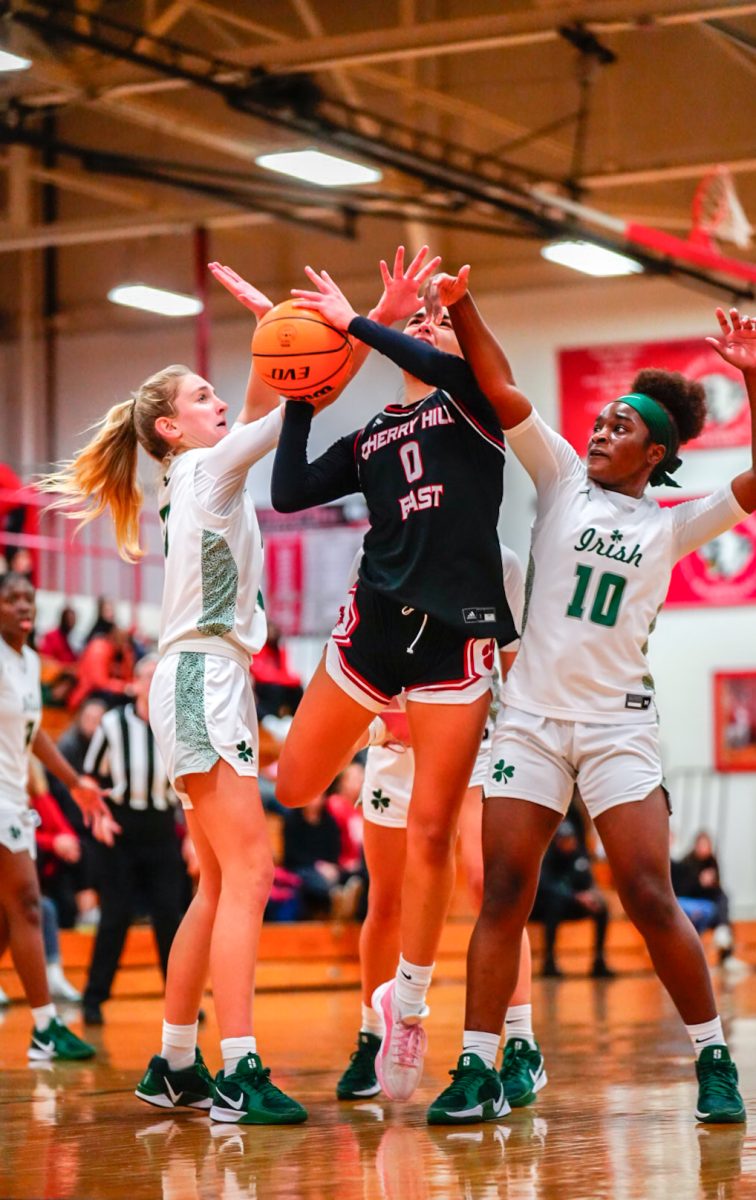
[236,741,255,763]
[370,788,390,812]
[9,825,21,840]
[492,759,515,785]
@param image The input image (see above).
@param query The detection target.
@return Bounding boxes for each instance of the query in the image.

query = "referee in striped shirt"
[81,654,187,1024]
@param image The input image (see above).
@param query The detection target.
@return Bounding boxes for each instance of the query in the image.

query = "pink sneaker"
[372,980,428,1101]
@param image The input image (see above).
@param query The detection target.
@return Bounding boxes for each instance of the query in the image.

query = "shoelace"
[347,1045,374,1071]
[240,1065,294,1109]
[441,1065,486,1102]
[701,1061,739,1101]
[392,1021,427,1068]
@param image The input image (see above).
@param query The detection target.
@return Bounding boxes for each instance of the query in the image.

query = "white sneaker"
[713,924,734,953]
[0,984,10,1007]
[46,963,82,1003]
[722,956,750,976]
[372,980,428,1101]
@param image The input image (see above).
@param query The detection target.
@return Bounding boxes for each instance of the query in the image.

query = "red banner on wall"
[264,534,304,635]
[559,337,750,454]
[662,498,756,607]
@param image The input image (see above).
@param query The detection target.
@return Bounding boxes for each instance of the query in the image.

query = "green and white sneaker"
[337,1031,382,1100]
[28,1017,95,1061]
[210,1053,308,1125]
[427,1053,511,1126]
[499,1038,547,1108]
[695,1046,746,1124]
[135,1048,215,1110]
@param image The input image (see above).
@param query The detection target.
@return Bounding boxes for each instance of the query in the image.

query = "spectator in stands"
[531,819,615,978]
[283,791,363,919]
[672,832,736,965]
[80,654,189,1025]
[68,625,135,712]
[30,758,89,932]
[39,606,79,666]
[47,699,105,929]
[84,597,115,643]
[252,621,303,720]
[0,464,39,584]
[55,698,108,779]
[327,762,366,874]
[40,894,81,1003]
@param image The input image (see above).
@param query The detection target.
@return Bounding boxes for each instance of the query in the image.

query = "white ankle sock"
[361,1003,383,1037]
[462,1030,501,1069]
[686,1016,726,1059]
[161,1020,198,1071]
[221,1035,257,1075]
[31,1003,56,1031]
[394,956,433,1017]
[504,1004,536,1047]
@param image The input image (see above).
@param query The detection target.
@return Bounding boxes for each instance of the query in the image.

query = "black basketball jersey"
[272,316,517,644]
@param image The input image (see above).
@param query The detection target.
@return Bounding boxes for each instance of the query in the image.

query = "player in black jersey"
[271,257,515,1105]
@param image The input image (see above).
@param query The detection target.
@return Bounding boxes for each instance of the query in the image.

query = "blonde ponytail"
[39,364,190,563]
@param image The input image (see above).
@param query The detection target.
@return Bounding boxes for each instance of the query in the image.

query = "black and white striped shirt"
[84,705,177,841]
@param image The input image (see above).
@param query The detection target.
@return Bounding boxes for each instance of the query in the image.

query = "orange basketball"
[252,300,354,401]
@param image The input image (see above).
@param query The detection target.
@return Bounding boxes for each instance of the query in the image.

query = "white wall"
[7,272,755,912]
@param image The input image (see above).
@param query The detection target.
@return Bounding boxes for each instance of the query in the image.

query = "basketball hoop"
[691,166,753,251]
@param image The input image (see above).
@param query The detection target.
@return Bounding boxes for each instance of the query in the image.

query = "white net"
[692,166,753,250]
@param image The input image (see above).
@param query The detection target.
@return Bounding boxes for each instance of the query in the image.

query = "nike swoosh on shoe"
[451,1103,483,1118]
[215,1088,244,1110]
[165,1079,183,1105]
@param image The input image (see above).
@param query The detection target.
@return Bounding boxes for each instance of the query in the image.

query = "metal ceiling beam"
[584,156,756,188]
[238,3,756,73]
[0,209,270,252]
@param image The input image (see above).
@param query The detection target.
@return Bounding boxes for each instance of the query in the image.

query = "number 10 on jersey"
[566,564,627,628]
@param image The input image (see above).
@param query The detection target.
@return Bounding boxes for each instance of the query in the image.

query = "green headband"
[617,392,682,488]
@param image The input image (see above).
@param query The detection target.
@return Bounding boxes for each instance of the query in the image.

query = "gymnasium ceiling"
[0,0,755,333]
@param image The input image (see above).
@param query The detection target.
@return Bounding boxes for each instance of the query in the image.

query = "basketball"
[252,300,354,401]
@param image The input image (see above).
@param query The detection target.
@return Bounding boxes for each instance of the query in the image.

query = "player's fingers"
[415,255,442,284]
[729,307,742,330]
[393,245,405,277]
[406,245,429,276]
[379,259,392,287]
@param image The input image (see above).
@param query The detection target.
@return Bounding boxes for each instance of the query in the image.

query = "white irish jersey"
[157,407,282,662]
[0,638,41,812]
[503,410,748,724]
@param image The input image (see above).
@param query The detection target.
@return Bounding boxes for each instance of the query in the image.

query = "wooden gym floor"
[1,962,755,1200]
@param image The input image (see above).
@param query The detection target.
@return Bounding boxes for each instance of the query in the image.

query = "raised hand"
[424,265,471,321]
[706,307,756,373]
[372,244,442,326]
[71,776,121,847]
[208,262,274,321]
[291,266,358,331]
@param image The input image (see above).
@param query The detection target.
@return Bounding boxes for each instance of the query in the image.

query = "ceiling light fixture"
[255,148,382,187]
[0,49,32,72]
[107,284,203,317]
[541,239,644,277]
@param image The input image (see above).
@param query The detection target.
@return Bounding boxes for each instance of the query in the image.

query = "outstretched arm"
[707,307,756,512]
[271,403,361,512]
[208,263,282,423]
[351,244,442,374]
[429,269,532,429]
[292,268,478,397]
